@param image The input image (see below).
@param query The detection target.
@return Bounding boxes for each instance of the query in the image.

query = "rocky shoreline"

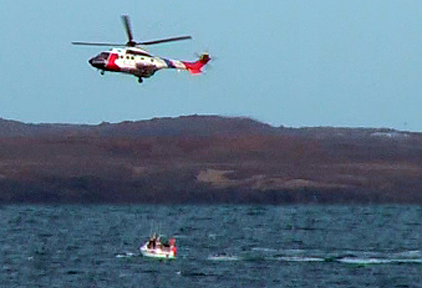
[1,115,422,204]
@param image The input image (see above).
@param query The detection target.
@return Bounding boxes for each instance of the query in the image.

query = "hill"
[1,115,422,204]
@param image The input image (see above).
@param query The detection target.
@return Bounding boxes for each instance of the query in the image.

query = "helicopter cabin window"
[127,50,151,57]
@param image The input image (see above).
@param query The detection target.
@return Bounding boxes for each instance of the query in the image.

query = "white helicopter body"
[73,15,210,84]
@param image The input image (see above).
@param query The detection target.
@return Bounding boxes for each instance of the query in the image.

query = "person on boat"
[147,233,158,249]
[169,238,177,256]
[147,239,154,249]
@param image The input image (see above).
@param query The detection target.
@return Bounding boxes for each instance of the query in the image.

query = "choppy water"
[1,205,421,287]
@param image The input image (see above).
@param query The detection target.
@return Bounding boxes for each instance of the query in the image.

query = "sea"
[1,205,421,288]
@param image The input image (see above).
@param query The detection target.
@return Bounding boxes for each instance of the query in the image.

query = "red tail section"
[183,53,211,75]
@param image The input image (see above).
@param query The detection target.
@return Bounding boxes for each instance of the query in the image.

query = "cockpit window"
[99,52,110,59]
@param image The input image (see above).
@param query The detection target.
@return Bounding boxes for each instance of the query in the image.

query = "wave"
[390,250,422,258]
[207,252,241,261]
[332,249,422,265]
[207,255,241,261]
[207,247,422,265]
[336,257,422,265]
[251,247,278,253]
[115,252,137,258]
[275,256,325,262]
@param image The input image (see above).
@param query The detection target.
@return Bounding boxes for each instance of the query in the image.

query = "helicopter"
[72,15,211,84]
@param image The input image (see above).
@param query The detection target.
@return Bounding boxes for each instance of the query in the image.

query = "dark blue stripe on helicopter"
[163,58,176,69]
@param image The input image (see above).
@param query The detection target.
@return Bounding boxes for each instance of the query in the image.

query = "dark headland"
[1,115,422,204]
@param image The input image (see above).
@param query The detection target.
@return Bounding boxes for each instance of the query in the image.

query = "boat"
[139,233,177,259]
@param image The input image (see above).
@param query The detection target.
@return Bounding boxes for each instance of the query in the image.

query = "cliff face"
[1,116,422,204]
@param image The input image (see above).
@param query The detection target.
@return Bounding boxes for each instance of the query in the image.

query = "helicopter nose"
[88,56,106,69]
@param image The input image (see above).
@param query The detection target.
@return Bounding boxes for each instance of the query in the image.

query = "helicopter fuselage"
[88,47,209,82]
[73,15,209,84]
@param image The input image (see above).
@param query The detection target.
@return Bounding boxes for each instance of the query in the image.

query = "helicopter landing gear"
[138,77,143,84]
[100,70,105,75]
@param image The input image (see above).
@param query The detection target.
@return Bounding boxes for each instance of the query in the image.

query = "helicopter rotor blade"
[121,15,136,46]
[137,36,192,46]
[73,15,192,48]
[72,42,127,47]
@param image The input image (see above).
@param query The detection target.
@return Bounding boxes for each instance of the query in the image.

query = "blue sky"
[1,1,422,131]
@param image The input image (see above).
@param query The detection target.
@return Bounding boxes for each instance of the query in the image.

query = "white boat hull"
[140,243,176,259]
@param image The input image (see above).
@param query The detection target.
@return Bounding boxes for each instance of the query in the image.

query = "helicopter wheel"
[100,70,105,76]
[138,77,143,84]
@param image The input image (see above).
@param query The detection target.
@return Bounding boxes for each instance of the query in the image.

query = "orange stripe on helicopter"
[105,54,121,71]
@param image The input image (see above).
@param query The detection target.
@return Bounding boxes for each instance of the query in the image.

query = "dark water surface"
[1,205,421,287]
